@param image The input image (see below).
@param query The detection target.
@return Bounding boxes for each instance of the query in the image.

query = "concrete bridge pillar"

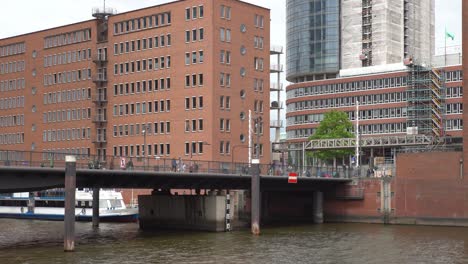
[313,191,323,224]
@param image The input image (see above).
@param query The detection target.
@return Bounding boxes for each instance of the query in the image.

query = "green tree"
[308,110,354,164]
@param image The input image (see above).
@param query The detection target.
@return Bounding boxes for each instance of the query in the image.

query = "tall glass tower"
[286,0,340,83]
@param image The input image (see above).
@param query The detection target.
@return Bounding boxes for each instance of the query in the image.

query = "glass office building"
[286,0,340,82]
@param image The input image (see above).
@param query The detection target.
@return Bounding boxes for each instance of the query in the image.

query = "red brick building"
[0,0,271,168]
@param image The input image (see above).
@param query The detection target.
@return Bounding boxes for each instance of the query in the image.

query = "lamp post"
[189,141,210,172]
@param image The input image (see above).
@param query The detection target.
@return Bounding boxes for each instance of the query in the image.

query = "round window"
[240,24,247,33]
[240,89,246,99]
[240,67,246,77]
[32,105,36,112]
[240,46,246,55]
[240,134,246,142]
[240,111,246,120]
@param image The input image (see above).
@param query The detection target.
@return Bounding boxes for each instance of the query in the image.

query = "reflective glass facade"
[286,0,340,82]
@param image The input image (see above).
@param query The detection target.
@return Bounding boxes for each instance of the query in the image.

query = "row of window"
[113,79,171,96]
[113,34,172,55]
[0,42,25,57]
[287,71,463,100]
[219,72,232,87]
[43,108,92,123]
[254,57,264,71]
[219,28,232,42]
[113,143,171,157]
[43,68,92,86]
[185,96,204,110]
[0,60,25,74]
[219,119,231,132]
[43,128,91,142]
[43,49,92,68]
[185,28,205,42]
[219,96,231,110]
[113,56,171,75]
[0,96,25,110]
[254,14,265,28]
[113,12,171,35]
[184,119,205,132]
[446,119,463,130]
[114,79,169,97]
[446,86,463,98]
[219,50,231,64]
[112,100,171,116]
[288,107,408,126]
[0,78,25,92]
[288,91,409,112]
[0,132,24,145]
[287,76,409,99]
[43,88,91,105]
[220,5,232,20]
[113,122,171,137]
[41,149,91,160]
[185,51,205,65]
[254,36,264,49]
[44,29,91,49]
[446,103,463,114]
[185,5,205,20]
[0,114,24,127]
[184,73,205,87]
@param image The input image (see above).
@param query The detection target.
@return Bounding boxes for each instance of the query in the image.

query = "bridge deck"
[0,166,351,193]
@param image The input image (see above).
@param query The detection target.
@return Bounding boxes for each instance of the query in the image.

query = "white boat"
[0,189,138,222]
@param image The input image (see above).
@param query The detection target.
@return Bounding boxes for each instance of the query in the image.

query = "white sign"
[120,157,126,169]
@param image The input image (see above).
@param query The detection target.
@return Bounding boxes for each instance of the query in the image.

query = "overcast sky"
[0,0,460,54]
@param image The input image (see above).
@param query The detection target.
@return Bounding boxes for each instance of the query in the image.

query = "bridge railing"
[0,149,392,179]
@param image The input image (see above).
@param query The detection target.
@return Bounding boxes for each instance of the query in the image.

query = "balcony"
[92,74,107,83]
[92,54,108,63]
[92,136,107,144]
[92,115,107,124]
[270,64,283,73]
[92,95,108,104]
[92,7,117,18]
[270,83,284,92]
[270,45,283,55]
[270,120,283,128]
[270,101,284,110]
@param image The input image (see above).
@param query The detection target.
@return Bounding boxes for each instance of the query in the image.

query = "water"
[1,219,468,264]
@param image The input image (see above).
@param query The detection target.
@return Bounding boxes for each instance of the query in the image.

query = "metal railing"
[270,45,283,54]
[0,150,367,179]
[270,64,283,73]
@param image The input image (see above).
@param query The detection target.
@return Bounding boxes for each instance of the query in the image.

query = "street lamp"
[189,141,210,172]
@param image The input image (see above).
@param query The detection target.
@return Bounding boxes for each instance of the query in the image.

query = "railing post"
[64,155,76,252]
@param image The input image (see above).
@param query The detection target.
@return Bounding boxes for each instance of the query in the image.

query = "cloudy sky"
[0,0,460,55]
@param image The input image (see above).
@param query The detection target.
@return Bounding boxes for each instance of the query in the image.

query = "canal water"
[1,219,468,264]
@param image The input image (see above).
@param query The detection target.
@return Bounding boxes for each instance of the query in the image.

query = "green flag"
[446,29,455,40]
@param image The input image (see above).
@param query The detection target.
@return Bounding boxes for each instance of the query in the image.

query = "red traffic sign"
[288,172,298,184]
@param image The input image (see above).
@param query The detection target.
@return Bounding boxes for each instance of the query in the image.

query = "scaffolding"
[405,62,444,138]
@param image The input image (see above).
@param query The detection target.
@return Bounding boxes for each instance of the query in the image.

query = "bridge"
[0,150,353,251]
[0,166,349,193]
